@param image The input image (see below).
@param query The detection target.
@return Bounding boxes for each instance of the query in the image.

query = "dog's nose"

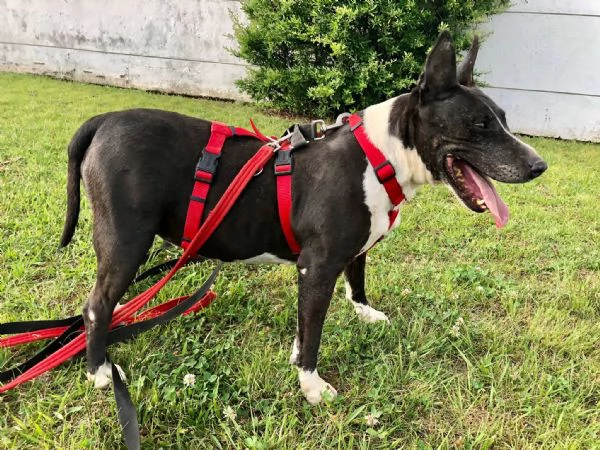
[529,159,548,179]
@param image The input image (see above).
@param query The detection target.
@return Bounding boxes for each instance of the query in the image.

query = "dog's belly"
[239,252,294,264]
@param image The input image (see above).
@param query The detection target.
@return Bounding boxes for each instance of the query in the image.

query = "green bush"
[232,0,509,117]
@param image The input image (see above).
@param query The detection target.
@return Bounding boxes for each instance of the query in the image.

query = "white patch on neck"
[240,253,293,264]
[358,97,434,252]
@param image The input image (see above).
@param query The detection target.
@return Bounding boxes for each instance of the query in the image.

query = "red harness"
[181,122,269,248]
[181,122,301,254]
[348,113,405,228]
[182,115,404,256]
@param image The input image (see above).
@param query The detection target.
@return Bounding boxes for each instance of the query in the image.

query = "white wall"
[0,0,248,99]
[476,0,600,141]
[1,0,598,141]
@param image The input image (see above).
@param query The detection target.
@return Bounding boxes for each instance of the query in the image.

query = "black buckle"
[274,149,293,176]
[195,149,221,182]
[374,161,396,183]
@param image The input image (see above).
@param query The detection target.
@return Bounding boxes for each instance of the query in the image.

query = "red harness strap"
[274,143,301,254]
[182,122,231,248]
[182,121,301,255]
[181,122,269,249]
[348,114,405,227]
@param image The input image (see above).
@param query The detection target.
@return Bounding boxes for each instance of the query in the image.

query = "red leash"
[0,143,277,394]
[0,293,217,348]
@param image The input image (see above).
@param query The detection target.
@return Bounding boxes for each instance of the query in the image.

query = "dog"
[59,31,546,404]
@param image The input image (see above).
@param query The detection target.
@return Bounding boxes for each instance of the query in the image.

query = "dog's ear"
[457,35,479,87]
[419,30,458,99]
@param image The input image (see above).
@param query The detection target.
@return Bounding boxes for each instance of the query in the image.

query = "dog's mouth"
[444,155,509,228]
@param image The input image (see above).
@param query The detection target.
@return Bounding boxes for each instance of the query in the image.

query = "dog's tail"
[60,114,107,247]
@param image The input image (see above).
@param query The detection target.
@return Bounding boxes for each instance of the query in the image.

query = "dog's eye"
[474,121,487,129]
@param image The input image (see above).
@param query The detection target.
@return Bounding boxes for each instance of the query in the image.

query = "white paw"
[289,336,300,365]
[86,361,126,388]
[353,303,390,324]
[298,369,337,404]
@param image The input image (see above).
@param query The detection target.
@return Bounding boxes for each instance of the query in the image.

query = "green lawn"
[0,72,599,449]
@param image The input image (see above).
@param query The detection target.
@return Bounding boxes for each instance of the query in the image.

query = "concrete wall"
[1,0,599,141]
[476,0,600,141]
[0,0,248,99]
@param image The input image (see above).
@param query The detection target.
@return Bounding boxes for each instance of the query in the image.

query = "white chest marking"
[358,97,434,253]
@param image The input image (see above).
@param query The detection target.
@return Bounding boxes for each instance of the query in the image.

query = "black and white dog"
[60,32,546,404]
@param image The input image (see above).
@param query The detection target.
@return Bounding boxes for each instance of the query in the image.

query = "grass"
[0,72,599,449]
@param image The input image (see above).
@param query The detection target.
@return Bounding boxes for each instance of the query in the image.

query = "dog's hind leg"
[344,253,389,324]
[83,219,156,388]
[293,254,344,404]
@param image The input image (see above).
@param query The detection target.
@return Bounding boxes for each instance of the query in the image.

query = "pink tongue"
[460,163,510,228]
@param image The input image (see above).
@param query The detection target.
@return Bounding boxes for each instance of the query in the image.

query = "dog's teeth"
[474,198,487,209]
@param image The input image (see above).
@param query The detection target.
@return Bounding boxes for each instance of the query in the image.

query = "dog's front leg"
[292,255,342,404]
[344,253,390,323]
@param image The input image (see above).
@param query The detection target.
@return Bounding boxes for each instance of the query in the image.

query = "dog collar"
[348,113,405,227]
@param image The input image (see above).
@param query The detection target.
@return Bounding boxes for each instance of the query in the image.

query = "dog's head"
[401,31,547,227]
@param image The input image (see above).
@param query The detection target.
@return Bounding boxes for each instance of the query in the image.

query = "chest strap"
[348,113,405,228]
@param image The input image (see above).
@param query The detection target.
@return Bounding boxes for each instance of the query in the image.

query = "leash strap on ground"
[0,316,84,383]
[0,291,218,350]
[109,263,221,450]
[0,257,208,349]
[0,315,81,335]
[111,359,140,450]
